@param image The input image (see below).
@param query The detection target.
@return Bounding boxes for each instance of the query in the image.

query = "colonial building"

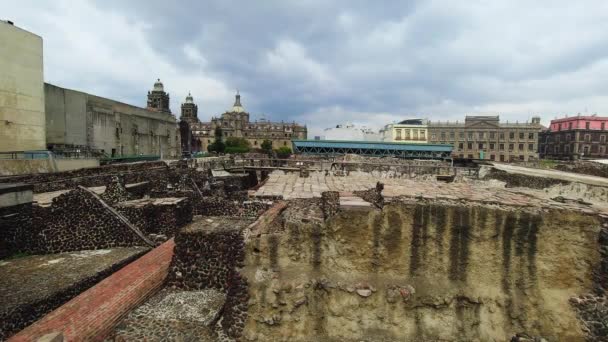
[380,119,428,143]
[427,115,542,161]
[45,79,180,158]
[539,115,608,159]
[187,92,307,152]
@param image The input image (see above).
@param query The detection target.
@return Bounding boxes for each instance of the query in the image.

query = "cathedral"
[179,91,307,154]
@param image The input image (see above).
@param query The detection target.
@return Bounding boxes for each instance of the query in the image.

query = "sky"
[3,0,608,137]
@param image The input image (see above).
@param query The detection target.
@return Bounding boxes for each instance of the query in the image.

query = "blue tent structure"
[291,140,453,160]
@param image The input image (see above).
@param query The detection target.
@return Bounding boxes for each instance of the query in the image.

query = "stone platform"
[0,247,148,340]
[110,289,225,341]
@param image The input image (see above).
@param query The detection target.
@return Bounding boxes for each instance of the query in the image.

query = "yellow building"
[380,119,428,143]
[0,21,46,152]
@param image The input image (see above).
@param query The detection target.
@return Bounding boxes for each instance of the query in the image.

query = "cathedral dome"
[185,92,194,104]
[231,91,245,113]
[153,78,164,92]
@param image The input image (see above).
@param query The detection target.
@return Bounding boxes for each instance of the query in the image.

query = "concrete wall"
[45,84,180,158]
[0,158,99,176]
[0,21,45,151]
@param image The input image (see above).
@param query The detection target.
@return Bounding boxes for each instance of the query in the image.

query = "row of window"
[557,121,607,131]
[432,131,535,141]
[395,129,426,140]
[203,139,289,146]
[455,142,535,152]
[548,145,607,155]
[549,134,607,143]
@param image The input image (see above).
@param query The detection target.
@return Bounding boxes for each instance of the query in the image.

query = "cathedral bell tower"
[180,92,199,125]
[147,79,171,113]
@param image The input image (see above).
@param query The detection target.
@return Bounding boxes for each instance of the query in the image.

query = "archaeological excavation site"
[1,156,608,342]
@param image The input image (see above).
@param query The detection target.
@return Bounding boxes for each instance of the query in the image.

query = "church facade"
[179,92,307,153]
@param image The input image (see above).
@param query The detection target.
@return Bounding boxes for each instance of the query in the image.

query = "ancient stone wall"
[242,199,602,341]
[0,250,146,340]
[18,188,151,254]
[166,221,249,339]
[116,198,192,237]
[0,202,33,259]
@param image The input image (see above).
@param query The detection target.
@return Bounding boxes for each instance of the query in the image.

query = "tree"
[225,137,251,154]
[208,127,225,153]
[261,139,273,154]
[275,146,292,159]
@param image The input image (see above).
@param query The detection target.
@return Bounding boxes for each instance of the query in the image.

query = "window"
[601,146,606,155]
[558,123,562,131]
[586,122,590,129]
[490,132,496,139]
[490,155,495,161]
[489,143,495,150]
[509,143,514,151]
[459,132,465,139]
[509,132,515,139]
[568,122,573,130]
[499,133,505,139]
[519,132,524,139]
[528,144,534,151]
[468,132,474,140]
[555,135,560,143]
[468,154,473,159]
[499,143,504,150]
[554,146,559,154]
[420,130,426,139]
[519,155,524,161]
[441,132,446,140]
[208,140,211,143]
[431,133,437,140]
[500,155,505,161]
[478,143,484,150]
[458,143,464,150]
[284,141,287,146]
[478,132,485,139]
[585,134,591,142]
[566,134,571,141]
[519,143,524,150]
[528,133,534,140]
[565,145,570,154]
[405,130,411,140]
[601,135,606,143]
[254,140,258,145]
[396,129,402,140]
[467,142,473,149]
[450,132,455,139]
[602,122,606,130]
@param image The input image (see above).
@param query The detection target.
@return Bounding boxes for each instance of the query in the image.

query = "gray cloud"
[2,0,608,137]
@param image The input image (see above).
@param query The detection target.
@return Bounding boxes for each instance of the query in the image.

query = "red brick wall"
[8,240,175,342]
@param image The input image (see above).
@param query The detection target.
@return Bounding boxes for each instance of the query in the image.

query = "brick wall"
[8,239,175,342]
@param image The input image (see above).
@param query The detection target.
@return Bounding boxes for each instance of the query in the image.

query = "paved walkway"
[255,171,608,215]
[491,163,608,187]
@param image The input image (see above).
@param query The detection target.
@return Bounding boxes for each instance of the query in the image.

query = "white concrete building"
[321,123,380,141]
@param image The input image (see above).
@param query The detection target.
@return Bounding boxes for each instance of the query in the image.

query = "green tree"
[225,137,251,154]
[261,139,273,154]
[208,127,225,153]
[275,146,292,159]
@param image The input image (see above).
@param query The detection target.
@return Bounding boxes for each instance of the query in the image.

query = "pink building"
[540,115,608,159]
[550,115,608,132]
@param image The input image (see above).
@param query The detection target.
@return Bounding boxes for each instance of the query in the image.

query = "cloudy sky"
[3,0,608,136]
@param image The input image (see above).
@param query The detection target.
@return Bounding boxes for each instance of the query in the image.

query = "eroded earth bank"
[241,196,605,341]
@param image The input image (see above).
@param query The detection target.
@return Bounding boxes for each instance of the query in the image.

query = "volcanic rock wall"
[166,219,251,339]
[116,197,193,237]
[0,202,33,259]
[242,199,602,341]
[13,188,150,255]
